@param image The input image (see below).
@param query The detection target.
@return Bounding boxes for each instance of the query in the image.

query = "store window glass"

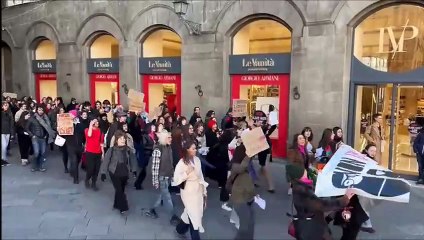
[142,29,181,57]
[232,19,291,55]
[354,5,424,73]
[35,39,56,60]
[392,86,424,175]
[90,35,119,58]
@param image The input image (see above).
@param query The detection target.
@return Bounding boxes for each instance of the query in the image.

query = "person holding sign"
[286,164,354,240]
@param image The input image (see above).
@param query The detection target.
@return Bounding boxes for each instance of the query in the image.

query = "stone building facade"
[2,1,424,164]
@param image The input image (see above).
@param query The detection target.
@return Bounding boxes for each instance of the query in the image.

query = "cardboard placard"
[2,92,17,99]
[241,127,269,157]
[148,106,163,121]
[57,113,74,135]
[232,99,248,118]
[128,89,145,113]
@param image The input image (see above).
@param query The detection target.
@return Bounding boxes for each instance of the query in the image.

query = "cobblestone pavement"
[2,145,424,239]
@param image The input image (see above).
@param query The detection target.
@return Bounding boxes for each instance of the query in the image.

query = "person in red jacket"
[84,118,104,191]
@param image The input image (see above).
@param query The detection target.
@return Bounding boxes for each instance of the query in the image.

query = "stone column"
[119,41,138,108]
[181,33,228,119]
[56,43,86,104]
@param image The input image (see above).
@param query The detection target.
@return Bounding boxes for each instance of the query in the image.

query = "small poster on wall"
[232,99,248,118]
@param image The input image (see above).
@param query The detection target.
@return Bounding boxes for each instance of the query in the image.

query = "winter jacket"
[1,110,15,135]
[227,155,255,204]
[413,131,424,157]
[25,114,49,139]
[101,146,137,175]
[291,180,349,240]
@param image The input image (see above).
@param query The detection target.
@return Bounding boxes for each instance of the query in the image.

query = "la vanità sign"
[229,53,291,74]
[139,57,181,74]
[87,58,119,73]
[32,60,56,73]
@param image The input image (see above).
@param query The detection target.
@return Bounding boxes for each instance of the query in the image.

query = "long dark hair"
[318,128,334,149]
[301,127,313,142]
[290,133,307,152]
[182,140,196,165]
[17,111,30,128]
[194,121,204,137]
[113,130,127,146]
[333,127,343,143]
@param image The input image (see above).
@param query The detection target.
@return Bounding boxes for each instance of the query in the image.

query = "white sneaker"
[221,203,232,212]
[288,188,292,196]
[21,159,28,166]
[235,224,240,229]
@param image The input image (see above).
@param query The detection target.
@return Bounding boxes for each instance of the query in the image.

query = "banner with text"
[139,57,181,74]
[57,113,74,136]
[315,145,411,203]
[229,53,291,74]
[87,58,119,73]
[232,99,248,118]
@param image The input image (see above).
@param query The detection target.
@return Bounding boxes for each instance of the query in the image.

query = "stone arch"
[128,4,189,43]
[76,13,126,47]
[137,24,182,45]
[25,21,60,51]
[215,0,304,38]
[335,0,424,28]
[1,28,17,49]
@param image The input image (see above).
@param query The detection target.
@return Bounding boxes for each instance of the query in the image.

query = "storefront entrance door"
[231,74,289,157]
[143,75,181,115]
[90,73,119,105]
[35,73,57,102]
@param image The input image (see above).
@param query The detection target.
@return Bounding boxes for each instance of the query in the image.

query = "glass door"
[391,85,424,175]
[353,84,393,169]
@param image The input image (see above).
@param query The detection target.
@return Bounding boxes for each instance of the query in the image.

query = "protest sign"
[232,99,248,118]
[57,113,74,135]
[315,145,411,203]
[2,92,17,99]
[241,127,269,157]
[128,89,144,112]
[148,106,163,121]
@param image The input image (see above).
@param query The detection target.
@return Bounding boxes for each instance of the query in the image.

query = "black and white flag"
[315,145,411,203]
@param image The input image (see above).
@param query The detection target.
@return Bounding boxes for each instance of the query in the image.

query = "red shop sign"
[147,75,178,81]
[91,73,119,81]
[37,73,57,80]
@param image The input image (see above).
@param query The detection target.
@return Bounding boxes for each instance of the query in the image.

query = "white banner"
[315,145,410,203]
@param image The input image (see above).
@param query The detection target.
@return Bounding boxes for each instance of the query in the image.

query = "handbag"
[54,135,66,147]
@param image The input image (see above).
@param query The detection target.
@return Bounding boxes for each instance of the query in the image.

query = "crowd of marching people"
[2,94,423,240]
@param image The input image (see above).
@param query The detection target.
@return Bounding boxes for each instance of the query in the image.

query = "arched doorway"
[349,4,424,175]
[32,39,57,102]
[1,41,12,92]
[87,34,120,105]
[229,18,292,157]
[139,28,182,115]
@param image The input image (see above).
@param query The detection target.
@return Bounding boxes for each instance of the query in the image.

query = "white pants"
[1,134,11,160]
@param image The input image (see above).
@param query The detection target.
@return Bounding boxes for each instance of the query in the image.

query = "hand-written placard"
[128,89,145,113]
[57,113,74,135]
[148,106,163,121]
[232,99,248,118]
[241,127,269,157]
[2,92,17,99]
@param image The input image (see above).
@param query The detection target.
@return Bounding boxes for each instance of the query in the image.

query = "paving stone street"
[2,145,424,240]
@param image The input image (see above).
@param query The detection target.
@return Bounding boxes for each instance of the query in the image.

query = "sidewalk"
[2,146,424,239]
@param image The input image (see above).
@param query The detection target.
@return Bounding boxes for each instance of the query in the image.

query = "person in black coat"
[189,107,202,126]
[334,195,369,240]
[134,123,156,190]
[413,127,424,184]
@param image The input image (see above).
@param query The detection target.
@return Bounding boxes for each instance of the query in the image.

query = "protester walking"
[134,123,156,190]
[84,118,104,191]
[143,131,180,225]
[364,113,385,164]
[173,141,208,240]
[413,127,424,185]
[2,101,15,166]
[26,105,56,172]
[100,130,137,214]
[16,111,32,166]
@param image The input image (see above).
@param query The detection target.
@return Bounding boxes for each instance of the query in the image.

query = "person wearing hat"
[105,111,127,152]
[286,164,354,240]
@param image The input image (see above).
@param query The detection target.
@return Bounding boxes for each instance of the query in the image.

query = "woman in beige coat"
[364,113,385,164]
[173,141,208,240]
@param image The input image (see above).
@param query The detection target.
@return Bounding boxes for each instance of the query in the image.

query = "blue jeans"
[153,176,175,217]
[248,160,258,181]
[32,137,47,169]
[1,134,10,160]
[198,154,215,174]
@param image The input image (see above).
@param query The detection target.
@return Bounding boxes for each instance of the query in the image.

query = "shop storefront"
[87,58,119,105]
[140,28,182,115]
[348,4,424,176]
[140,57,181,114]
[33,60,56,102]
[229,54,290,157]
